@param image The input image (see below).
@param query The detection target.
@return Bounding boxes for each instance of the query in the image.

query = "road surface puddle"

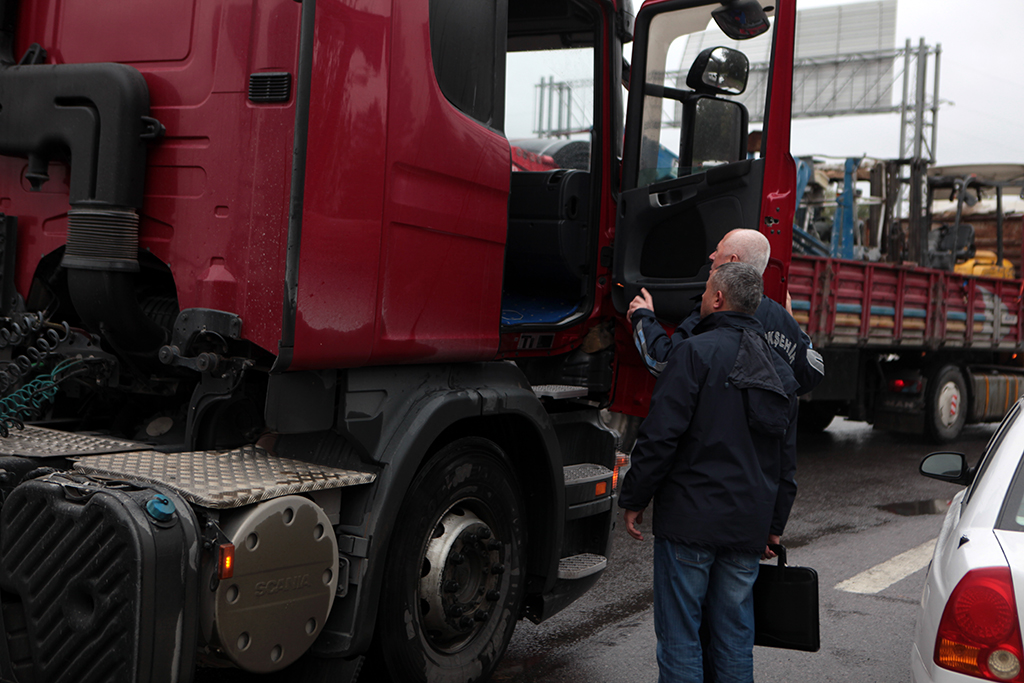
[877,499,950,516]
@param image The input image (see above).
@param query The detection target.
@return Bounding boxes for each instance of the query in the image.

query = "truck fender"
[314,362,564,658]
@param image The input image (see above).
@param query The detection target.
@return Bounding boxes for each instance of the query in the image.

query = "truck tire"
[798,401,837,433]
[926,365,968,443]
[377,437,526,683]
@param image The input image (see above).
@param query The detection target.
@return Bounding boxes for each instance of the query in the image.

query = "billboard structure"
[533,0,941,163]
[678,0,939,163]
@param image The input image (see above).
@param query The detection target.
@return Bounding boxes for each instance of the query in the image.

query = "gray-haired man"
[620,262,799,683]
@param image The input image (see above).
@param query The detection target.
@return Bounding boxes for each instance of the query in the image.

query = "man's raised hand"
[626,287,655,324]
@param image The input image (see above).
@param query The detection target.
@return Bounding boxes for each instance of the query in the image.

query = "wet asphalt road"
[204,417,997,683]
[492,417,1000,683]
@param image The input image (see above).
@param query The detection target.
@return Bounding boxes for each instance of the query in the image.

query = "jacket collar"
[692,310,764,335]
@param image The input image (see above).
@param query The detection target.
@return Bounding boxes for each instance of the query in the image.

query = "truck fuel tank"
[200,495,339,673]
[0,472,201,683]
[968,370,1024,422]
[0,426,378,679]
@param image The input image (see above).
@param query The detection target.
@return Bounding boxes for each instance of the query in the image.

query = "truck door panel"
[291,0,510,369]
[616,158,765,321]
[613,2,774,319]
[611,0,795,417]
[612,0,797,314]
[290,0,391,369]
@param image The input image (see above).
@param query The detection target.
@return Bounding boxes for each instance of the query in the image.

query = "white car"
[913,397,1024,682]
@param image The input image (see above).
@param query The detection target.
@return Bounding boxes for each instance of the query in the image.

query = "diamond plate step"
[0,425,147,458]
[557,553,607,580]
[73,447,376,509]
[563,463,611,483]
[531,384,588,399]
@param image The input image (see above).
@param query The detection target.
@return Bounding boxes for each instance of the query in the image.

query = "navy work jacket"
[632,296,824,395]
[619,311,799,554]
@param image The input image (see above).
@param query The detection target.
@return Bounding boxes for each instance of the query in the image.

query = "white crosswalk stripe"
[834,539,937,594]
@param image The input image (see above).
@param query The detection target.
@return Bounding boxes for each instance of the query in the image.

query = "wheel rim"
[419,503,506,653]
[937,380,962,428]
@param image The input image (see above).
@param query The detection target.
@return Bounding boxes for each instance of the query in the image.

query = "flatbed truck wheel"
[377,437,526,683]
[926,365,967,443]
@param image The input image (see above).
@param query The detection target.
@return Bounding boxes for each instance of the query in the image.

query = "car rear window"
[967,399,1020,510]
[989,402,1024,531]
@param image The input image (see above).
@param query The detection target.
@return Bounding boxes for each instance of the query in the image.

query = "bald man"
[627,228,824,395]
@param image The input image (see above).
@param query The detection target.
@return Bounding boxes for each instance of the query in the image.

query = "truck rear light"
[612,453,629,491]
[935,567,1024,681]
[219,543,236,580]
[889,378,923,393]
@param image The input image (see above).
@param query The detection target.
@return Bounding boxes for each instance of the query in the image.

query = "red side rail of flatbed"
[789,255,1024,352]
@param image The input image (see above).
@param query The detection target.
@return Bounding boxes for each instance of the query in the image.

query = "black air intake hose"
[67,270,167,354]
[0,0,15,66]
[0,63,152,207]
[63,207,141,272]
[0,61,167,353]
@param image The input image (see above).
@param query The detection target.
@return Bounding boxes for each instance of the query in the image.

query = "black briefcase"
[753,544,820,652]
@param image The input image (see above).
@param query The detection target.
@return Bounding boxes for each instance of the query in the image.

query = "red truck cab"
[0,1,796,681]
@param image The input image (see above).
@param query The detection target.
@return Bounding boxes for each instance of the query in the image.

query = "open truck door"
[610,0,797,414]
[614,0,796,320]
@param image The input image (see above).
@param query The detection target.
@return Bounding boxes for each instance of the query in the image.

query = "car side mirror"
[920,451,975,486]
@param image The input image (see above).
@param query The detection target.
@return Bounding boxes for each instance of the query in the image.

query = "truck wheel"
[377,437,526,683]
[926,365,968,443]
[798,402,837,433]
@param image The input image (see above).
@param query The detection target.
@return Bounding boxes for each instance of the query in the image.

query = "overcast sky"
[791,0,1024,167]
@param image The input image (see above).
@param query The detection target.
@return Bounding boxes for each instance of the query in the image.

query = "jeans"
[653,538,760,683]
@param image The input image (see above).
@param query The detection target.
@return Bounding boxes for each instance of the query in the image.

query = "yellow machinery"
[954,250,1015,279]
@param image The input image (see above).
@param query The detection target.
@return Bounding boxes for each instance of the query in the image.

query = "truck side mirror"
[686,46,749,96]
[712,0,771,40]
[679,96,748,174]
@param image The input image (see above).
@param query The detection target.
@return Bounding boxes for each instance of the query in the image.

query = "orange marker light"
[612,453,630,491]
[595,481,608,497]
[219,543,235,580]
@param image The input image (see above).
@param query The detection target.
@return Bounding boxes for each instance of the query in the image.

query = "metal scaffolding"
[530,0,943,166]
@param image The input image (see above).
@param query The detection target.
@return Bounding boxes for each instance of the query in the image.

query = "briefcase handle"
[767,542,787,566]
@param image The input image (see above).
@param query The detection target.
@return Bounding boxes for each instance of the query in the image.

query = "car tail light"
[935,567,1024,681]
[612,453,629,491]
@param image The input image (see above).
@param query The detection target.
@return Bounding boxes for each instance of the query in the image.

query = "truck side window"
[504,0,598,172]
[429,0,502,128]
[505,46,594,172]
[636,13,770,187]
